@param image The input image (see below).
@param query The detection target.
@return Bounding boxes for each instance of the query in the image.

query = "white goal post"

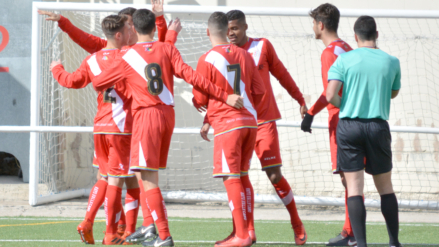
[15,2,439,207]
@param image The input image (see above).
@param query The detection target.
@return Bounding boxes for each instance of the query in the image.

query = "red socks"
[139,180,154,227]
[145,187,170,240]
[272,177,302,228]
[125,188,141,233]
[240,175,254,231]
[85,180,108,224]
[224,179,248,239]
[118,204,126,226]
[105,185,122,234]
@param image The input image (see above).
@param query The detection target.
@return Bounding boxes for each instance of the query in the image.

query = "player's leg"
[240,128,257,244]
[77,135,109,245]
[337,118,368,247]
[103,135,130,245]
[124,113,157,244]
[123,176,140,237]
[255,122,306,245]
[327,109,357,246]
[137,105,175,247]
[213,129,251,247]
[366,120,401,247]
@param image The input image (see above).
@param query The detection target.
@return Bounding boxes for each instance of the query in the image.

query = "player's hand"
[301,113,314,133]
[192,97,207,113]
[38,10,61,22]
[168,18,182,34]
[300,104,308,119]
[200,123,211,142]
[50,60,62,71]
[227,95,244,109]
[151,0,164,17]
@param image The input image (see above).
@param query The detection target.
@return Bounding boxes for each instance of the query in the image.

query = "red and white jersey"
[193,44,266,136]
[308,39,353,115]
[52,48,133,134]
[240,37,305,124]
[92,41,230,116]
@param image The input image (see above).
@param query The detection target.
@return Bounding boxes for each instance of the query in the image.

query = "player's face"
[313,19,322,39]
[228,19,247,46]
[126,15,138,45]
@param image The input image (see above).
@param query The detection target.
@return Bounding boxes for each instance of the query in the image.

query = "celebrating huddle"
[42,1,401,247]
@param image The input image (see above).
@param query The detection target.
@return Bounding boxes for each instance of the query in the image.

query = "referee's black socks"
[347,195,367,247]
[381,193,400,247]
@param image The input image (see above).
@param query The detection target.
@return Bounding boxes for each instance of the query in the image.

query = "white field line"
[0,217,438,227]
[0,240,438,246]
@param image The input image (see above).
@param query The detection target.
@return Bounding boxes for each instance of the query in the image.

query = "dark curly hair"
[309,3,340,33]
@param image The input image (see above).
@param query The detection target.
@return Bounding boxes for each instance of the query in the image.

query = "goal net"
[29,2,439,208]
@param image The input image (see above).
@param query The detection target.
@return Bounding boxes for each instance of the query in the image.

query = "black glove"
[301,113,314,133]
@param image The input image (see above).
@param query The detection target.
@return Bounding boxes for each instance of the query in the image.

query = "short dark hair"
[208,12,229,35]
[354,16,377,41]
[226,10,246,23]
[118,7,136,17]
[101,14,128,38]
[132,9,156,35]
[309,3,340,33]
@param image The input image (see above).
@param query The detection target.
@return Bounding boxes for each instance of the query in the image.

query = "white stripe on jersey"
[109,89,126,133]
[87,55,102,76]
[247,39,264,66]
[334,46,347,56]
[122,49,174,106]
[204,51,257,121]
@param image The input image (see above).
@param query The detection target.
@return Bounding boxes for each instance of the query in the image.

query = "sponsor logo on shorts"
[264,156,276,161]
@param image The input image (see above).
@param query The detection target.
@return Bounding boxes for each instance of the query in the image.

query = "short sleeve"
[327,55,345,83]
[392,59,401,91]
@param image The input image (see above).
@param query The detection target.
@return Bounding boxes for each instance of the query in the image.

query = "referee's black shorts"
[336,118,392,175]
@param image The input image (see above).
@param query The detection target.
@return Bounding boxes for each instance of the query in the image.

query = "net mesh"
[36,9,439,207]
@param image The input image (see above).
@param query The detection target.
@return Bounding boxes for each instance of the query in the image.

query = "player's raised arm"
[167,45,244,109]
[50,59,91,89]
[165,18,182,45]
[151,0,168,42]
[38,10,107,54]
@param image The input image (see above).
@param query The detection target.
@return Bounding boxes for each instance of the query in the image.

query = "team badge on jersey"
[143,44,153,52]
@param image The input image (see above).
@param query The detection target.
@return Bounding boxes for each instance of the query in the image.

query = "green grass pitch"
[0,217,438,246]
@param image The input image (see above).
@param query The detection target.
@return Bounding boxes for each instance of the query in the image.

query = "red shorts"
[130,105,175,171]
[92,151,107,178]
[254,121,282,170]
[213,127,257,178]
[94,134,133,178]
[328,109,340,174]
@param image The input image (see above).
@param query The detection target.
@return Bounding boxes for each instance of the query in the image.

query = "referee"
[326,16,401,247]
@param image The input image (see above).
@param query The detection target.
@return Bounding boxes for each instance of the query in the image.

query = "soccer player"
[219,9,307,245]
[326,16,401,247]
[193,11,265,247]
[92,9,244,247]
[303,4,356,246]
[51,15,135,245]
[40,2,179,243]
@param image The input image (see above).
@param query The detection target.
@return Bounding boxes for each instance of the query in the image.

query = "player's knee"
[340,174,347,188]
[265,167,282,184]
[125,176,139,189]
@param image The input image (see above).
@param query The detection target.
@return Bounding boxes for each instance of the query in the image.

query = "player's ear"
[244,23,248,31]
[354,33,359,43]
[319,21,324,31]
[376,31,379,40]
[206,28,210,37]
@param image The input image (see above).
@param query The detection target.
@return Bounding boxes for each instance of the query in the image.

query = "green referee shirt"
[328,47,401,120]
